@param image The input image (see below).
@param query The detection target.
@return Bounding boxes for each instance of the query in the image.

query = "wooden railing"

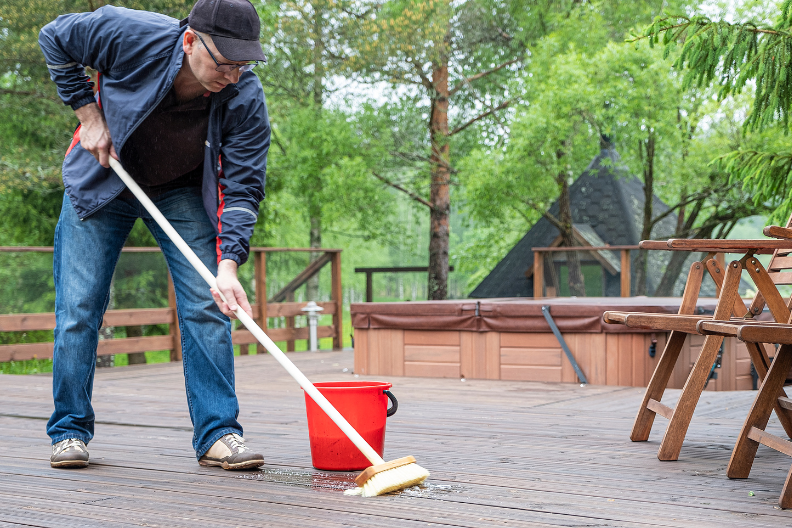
[354,266,454,302]
[0,247,343,362]
[531,245,639,298]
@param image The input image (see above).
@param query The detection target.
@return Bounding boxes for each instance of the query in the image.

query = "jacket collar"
[215,82,240,104]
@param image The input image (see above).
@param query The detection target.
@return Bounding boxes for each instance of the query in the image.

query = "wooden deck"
[1,350,792,527]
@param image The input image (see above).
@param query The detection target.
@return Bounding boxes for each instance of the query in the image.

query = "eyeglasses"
[194,32,258,73]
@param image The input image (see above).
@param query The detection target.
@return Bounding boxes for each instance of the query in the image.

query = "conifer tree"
[636,0,792,217]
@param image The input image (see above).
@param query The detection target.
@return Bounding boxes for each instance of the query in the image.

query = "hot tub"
[351,297,755,391]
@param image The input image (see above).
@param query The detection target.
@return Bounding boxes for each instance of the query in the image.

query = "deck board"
[1,350,791,527]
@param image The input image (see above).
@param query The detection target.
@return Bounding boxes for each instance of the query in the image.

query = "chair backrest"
[747,213,792,322]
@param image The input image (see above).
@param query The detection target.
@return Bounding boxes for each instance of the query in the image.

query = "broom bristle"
[344,462,430,497]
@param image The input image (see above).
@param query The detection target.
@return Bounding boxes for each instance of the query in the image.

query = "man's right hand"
[74,103,118,168]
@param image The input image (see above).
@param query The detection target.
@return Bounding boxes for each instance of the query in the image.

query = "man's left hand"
[212,259,253,320]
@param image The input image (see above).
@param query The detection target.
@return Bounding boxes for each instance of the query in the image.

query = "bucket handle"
[384,390,398,417]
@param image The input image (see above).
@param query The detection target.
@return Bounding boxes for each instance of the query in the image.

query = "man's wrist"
[219,254,242,268]
[74,102,103,125]
[218,258,239,274]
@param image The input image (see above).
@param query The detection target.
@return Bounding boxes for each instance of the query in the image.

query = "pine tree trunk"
[427,48,450,300]
[557,175,585,296]
[634,133,655,296]
[306,4,324,302]
[653,250,688,297]
[126,326,147,365]
[307,215,321,301]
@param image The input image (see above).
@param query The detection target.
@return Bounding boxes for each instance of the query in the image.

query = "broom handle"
[109,158,386,467]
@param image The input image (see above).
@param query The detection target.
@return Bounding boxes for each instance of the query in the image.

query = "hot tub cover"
[350,297,721,334]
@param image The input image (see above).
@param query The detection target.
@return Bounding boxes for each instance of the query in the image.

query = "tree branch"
[389,150,458,174]
[448,57,522,96]
[449,100,512,136]
[522,198,563,231]
[410,59,435,92]
[627,17,784,43]
[648,187,720,229]
[493,24,514,41]
[371,172,433,209]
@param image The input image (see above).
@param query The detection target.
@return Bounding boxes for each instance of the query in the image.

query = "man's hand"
[211,259,253,320]
[74,102,118,168]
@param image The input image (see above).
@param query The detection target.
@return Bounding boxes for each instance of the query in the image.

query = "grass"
[0,358,54,375]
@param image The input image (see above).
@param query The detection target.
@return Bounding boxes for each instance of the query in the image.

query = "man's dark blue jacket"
[39,6,270,266]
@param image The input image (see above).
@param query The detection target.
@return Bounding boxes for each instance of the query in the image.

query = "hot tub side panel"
[353,328,755,390]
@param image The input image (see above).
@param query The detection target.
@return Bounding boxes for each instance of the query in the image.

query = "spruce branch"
[631,13,792,132]
[712,148,792,221]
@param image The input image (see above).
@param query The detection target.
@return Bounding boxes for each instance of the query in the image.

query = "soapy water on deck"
[236,467,464,497]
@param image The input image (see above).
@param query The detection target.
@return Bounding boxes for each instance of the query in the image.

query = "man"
[38,0,270,470]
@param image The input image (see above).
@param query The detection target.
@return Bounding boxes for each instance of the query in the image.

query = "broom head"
[343,456,430,497]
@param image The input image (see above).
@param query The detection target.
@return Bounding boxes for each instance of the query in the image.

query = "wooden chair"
[689,224,792,508]
[603,233,792,461]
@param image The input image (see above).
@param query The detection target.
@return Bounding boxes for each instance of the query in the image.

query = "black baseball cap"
[180,0,266,63]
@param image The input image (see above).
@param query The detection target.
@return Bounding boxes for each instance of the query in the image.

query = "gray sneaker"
[51,438,89,468]
[198,433,264,470]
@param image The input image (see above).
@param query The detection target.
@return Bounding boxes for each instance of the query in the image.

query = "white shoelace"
[54,438,86,455]
[225,434,249,453]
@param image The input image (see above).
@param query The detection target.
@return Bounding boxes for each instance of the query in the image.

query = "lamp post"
[301,301,324,352]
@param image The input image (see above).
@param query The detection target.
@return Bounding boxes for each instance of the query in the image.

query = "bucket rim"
[305,380,393,390]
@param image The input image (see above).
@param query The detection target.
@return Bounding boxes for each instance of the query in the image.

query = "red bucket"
[303,381,397,471]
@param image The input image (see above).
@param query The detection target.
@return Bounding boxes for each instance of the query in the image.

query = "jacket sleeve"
[216,76,270,267]
[39,6,176,110]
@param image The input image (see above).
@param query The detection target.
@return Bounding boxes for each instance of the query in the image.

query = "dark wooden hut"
[469,144,687,298]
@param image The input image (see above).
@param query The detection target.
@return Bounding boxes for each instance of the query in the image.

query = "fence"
[0,247,343,362]
[531,245,639,298]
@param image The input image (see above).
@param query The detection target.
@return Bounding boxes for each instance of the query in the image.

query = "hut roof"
[468,146,680,298]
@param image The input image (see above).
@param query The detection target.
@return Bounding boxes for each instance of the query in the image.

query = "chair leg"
[631,331,687,442]
[781,464,792,509]
[728,344,792,479]
[745,341,792,439]
[657,334,725,461]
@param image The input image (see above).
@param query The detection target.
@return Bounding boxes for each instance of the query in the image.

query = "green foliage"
[462,40,685,236]
[266,102,397,239]
[635,2,792,219]
[720,145,792,220]
[640,13,792,132]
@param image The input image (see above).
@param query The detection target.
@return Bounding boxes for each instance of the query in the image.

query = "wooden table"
[1,350,791,526]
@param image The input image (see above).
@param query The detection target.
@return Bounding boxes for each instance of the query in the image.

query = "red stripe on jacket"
[66,74,102,159]
[216,180,226,264]
[65,125,81,158]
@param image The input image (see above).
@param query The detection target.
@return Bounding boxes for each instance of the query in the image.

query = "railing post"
[332,251,343,350]
[254,250,267,355]
[167,272,182,362]
[365,271,373,303]
[533,250,544,298]
[621,249,631,297]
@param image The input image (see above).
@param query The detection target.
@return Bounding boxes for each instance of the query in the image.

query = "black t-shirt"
[120,88,211,198]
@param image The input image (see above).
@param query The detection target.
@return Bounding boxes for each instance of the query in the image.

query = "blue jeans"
[48,189,242,458]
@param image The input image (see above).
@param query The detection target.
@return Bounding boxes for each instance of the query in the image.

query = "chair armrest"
[639,240,672,250]
[764,225,792,239]
[663,239,790,253]
[639,239,779,254]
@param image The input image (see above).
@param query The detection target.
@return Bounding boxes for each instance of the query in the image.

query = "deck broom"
[110,158,429,497]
